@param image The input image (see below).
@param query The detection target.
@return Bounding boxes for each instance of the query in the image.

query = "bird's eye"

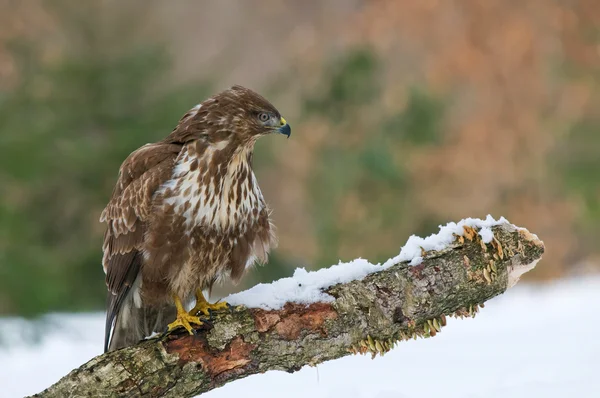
[258,112,270,122]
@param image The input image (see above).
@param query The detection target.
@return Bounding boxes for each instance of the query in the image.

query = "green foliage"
[559,119,600,226]
[383,88,445,146]
[304,49,445,267]
[304,49,379,122]
[555,26,600,248]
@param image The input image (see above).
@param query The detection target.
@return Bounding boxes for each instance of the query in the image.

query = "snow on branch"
[34,217,544,398]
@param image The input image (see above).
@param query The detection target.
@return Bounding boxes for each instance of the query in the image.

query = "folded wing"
[100,143,181,352]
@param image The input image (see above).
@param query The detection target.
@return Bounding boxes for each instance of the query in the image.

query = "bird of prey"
[100,85,290,352]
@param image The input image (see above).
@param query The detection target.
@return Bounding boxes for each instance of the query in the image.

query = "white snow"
[478,226,495,243]
[1,277,599,398]
[393,214,507,263]
[227,215,510,310]
[144,331,161,340]
[226,259,386,310]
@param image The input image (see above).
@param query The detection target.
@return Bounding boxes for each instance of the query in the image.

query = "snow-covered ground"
[1,277,598,398]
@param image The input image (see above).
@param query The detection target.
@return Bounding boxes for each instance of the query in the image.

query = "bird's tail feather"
[106,281,175,352]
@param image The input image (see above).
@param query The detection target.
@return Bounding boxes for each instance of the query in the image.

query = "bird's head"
[169,85,290,144]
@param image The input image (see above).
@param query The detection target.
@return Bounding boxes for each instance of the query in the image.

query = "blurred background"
[1,0,599,328]
[1,1,600,397]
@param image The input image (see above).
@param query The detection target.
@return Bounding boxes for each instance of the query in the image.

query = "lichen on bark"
[33,222,543,398]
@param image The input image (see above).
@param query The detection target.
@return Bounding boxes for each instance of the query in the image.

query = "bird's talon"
[167,313,203,335]
[167,295,203,335]
[191,301,229,317]
[189,289,231,317]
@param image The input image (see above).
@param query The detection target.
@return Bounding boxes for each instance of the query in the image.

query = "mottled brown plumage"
[101,85,289,352]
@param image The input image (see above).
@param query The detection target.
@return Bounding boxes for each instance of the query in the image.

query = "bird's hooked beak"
[278,117,291,138]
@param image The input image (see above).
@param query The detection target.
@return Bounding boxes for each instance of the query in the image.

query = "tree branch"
[33,222,544,398]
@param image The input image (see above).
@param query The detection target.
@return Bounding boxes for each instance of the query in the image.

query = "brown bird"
[100,85,289,352]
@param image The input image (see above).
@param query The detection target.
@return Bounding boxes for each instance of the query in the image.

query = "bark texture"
[33,223,544,398]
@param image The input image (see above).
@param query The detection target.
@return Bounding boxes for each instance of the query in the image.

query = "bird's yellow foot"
[167,295,203,334]
[189,289,229,317]
[167,313,203,334]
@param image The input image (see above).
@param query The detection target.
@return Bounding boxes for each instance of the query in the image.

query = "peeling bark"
[33,223,544,398]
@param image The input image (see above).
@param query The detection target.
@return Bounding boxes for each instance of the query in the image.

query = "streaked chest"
[162,141,265,233]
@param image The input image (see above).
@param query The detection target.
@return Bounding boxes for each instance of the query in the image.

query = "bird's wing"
[100,142,181,351]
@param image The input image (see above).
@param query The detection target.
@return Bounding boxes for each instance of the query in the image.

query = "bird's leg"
[167,294,203,334]
[189,289,229,317]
